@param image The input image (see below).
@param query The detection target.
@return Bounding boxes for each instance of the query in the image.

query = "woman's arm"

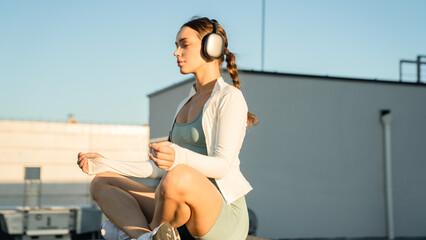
[78,152,165,178]
[87,158,165,178]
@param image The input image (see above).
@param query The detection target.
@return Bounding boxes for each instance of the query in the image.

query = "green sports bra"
[171,109,207,156]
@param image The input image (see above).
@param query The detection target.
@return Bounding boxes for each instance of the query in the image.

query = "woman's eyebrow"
[175,38,188,45]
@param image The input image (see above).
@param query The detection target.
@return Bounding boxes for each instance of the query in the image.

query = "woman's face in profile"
[174,27,207,74]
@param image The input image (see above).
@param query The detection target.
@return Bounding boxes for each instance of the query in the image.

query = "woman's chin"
[179,68,191,74]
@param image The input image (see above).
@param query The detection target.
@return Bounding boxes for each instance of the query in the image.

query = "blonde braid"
[225,49,258,126]
[224,49,240,89]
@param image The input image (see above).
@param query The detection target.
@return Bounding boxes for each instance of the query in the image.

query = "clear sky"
[1,0,425,125]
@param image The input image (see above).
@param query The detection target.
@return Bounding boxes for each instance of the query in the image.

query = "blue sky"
[1,0,425,125]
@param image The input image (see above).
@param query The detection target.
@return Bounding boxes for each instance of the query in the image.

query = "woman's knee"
[90,171,120,198]
[157,164,195,198]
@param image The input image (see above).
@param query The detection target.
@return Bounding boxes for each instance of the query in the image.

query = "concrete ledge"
[247,236,270,240]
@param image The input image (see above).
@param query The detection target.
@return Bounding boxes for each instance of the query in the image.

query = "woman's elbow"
[214,162,232,179]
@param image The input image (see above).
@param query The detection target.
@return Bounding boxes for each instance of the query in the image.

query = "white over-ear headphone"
[202,19,225,60]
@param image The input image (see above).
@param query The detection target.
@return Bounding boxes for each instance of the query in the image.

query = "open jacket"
[88,77,252,204]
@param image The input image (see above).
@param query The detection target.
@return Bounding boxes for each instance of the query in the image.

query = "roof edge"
[147,69,426,97]
[240,69,426,85]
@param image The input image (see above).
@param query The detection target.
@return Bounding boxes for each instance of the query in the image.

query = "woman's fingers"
[78,153,86,162]
[149,153,173,169]
[79,158,86,168]
[149,142,175,167]
[150,143,175,157]
[155,152,174,161]
[77,152,83,163]
[149,149,174,162]
[149,142,175,170]
[85,152,104,158]
[77,152,90,170]
[77,156,84,165]
[78,152,104,159]
[153,141,172,147]
[77,152,96,174]
[78,152,104,164]
[82,162,89,174]
[150,142,172,151]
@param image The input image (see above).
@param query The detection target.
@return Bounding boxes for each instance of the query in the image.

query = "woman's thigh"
[198,196,249,240]
[158,165,223,237]
[92,172,156,222]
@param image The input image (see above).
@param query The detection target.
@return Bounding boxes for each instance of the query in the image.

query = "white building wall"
[0,120,149,206]
[148,71,426,239]
[240,72,426,238]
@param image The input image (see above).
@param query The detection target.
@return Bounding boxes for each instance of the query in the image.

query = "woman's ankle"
[128,228,151,239]
[148,223,154,231]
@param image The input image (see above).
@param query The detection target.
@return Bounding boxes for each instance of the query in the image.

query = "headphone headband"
[210,19,218,33]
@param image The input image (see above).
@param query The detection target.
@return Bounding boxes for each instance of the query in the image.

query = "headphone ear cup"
[202,33,225,60]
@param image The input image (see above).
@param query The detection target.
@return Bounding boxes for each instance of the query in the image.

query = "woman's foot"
[137,222,180,240]
[101,220,132,240]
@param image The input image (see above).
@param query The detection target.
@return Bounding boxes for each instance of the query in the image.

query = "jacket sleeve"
[87,158,165,178]
[169,89,248,179]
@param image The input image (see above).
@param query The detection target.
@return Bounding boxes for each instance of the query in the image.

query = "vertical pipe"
[417,55,421,83]
[399,60,402,82]
[23,175,27,207]
[37,179,42,208]
[261,0,265,71]
[380,110,394,240]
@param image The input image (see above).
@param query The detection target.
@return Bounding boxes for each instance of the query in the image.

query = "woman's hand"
[77,152,105,174]
[149,141,175,170]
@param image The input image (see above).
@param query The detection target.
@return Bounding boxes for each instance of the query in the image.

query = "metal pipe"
[380,110,394,240]
[261,0,265,71]
[417,56,421,83]
[417,55,426,83]
[400,60,426,64]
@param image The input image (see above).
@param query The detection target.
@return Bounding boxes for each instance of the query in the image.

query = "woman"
[77,17,258,240]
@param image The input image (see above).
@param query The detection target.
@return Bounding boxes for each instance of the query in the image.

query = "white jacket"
[88,77,252,204]
[169,77,252,204]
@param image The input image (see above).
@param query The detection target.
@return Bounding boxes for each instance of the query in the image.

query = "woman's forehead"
[176,27,200,42]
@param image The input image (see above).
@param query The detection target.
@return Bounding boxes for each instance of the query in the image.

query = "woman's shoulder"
[218,81,243,96]
[216,83,247,107]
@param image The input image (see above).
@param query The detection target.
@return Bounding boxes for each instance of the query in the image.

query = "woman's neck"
[193,64,221,94]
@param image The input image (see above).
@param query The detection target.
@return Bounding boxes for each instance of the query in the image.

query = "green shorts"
[194,196,249,240]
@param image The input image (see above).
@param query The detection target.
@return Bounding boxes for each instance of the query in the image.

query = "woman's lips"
[177,60,184,66]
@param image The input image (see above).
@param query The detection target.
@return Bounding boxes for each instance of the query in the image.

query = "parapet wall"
[0,120,149,206]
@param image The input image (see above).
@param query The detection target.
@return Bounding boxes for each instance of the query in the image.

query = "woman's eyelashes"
[175,43,187,49]
[179,42,189,48]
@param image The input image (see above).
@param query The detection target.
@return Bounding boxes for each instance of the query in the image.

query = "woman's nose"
[174,48,181,57]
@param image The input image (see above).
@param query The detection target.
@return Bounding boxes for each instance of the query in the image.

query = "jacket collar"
[188,76,225,98]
